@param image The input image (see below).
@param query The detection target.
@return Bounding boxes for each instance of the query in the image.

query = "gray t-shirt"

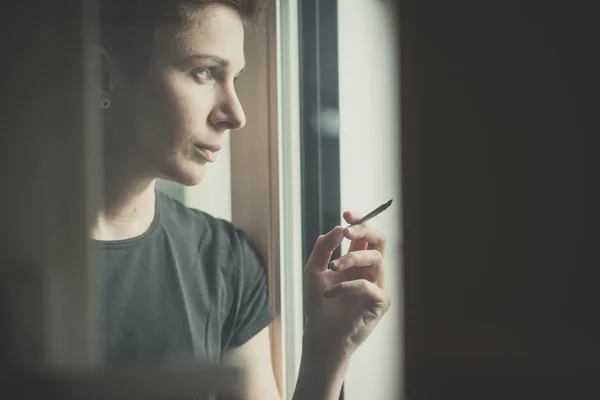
[96,191,274,386]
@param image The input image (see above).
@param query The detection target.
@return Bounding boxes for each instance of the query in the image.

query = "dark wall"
[399,1,599,398]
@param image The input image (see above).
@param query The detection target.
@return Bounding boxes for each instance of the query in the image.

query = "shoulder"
[156,190,251,260]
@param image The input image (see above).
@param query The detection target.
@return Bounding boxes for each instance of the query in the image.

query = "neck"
[91,159,158,241]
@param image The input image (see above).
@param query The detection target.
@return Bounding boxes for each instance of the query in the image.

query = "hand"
[303,211,391,356]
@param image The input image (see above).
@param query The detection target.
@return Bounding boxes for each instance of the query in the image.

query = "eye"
[193,67,214,81]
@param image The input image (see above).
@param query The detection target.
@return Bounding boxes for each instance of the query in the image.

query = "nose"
[210,87,246,132]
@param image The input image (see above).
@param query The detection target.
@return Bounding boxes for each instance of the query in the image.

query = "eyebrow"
[186,54,245,75]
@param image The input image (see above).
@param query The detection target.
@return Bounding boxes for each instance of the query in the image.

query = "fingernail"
[328,259,339,271]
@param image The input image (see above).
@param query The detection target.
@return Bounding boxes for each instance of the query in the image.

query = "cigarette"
[348,199,393,226]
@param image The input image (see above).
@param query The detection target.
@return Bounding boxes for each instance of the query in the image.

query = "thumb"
[343,211,363,225]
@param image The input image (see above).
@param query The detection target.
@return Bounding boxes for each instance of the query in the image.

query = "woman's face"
[105,4,246,185]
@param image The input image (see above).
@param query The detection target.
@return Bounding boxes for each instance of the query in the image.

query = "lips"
[198,144,222,153]
[195,143,222,163]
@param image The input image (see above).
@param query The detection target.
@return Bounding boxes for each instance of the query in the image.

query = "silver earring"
[100,99,111,109]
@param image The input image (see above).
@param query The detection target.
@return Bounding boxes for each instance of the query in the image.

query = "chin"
[180,168,207,186]
[160,162,207,187]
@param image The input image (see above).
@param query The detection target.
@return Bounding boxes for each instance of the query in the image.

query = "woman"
[95,0,391,398]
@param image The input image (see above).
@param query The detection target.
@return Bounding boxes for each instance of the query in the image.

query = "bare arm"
[292,326,351,400]
[223,211,390,400]
[221,325,350,400]
[221,327,281,400]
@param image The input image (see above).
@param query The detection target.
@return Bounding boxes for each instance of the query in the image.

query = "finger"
[348,237,368,252]
[342,212,369,252]
[329,250,383,273]
[342,221,387,255]
[323,279,391,310]
[305,226,345,271]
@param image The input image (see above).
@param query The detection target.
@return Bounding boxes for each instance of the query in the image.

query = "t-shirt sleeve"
[225,229,275,349]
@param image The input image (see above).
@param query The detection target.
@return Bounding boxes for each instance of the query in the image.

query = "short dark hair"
[99,0,267,77]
